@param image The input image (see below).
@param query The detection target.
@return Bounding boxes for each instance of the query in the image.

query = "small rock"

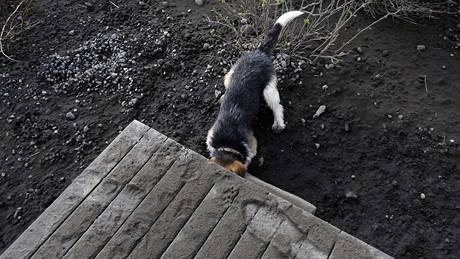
[442,65,447,70]
[356,46,363,53]
[240,24,256,37]
[195,0,204,6]
[344,123,350,132]
[203,43,211,50]
[68,30,75,36]
[420,193,426,199]
[416,45,426,51]
[13,207,22,219]
[322,84,328,91]
[300,118,306,124]
[351,174,356,179]
[83,125,90,132]
[313,105,326,118]
[314,143,320,149]
[65,112,76,120]
[345,191,358,199]
[160,1,169,8]
[257,156,264,167]
[382,50,389,57]
[325,64,334,69]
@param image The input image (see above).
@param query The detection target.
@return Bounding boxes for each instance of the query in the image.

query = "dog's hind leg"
[263,74,285,133]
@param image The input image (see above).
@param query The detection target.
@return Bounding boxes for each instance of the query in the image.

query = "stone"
[313,105,326,118]
[65,111,76,120]
[417,45,426,51]
[195,0,204,6]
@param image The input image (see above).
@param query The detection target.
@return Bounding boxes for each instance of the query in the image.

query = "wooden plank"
[30,128,166,259]
[94,151,209,259]
[157,174,241,259]
[125,164,225,259]
[62,138,181,259]
[227,206,283,259]
[328,232,393,259]
[245,173,316,214]
[260,220,328,259]
[194,184,263,259]
[0,120,149,259]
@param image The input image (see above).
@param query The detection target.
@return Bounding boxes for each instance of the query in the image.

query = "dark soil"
[1,0,459,258]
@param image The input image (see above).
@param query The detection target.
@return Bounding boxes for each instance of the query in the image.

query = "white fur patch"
[275,11,304,27]
[263,75,285,131]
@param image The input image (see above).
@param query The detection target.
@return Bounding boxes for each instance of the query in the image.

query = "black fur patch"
[258,23,283,53]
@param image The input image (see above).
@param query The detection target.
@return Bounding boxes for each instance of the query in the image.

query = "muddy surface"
[0,0,459,258]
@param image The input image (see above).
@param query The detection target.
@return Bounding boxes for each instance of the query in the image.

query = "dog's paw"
[271,122,285,133]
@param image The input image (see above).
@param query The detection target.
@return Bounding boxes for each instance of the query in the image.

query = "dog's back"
[219,50,273,126]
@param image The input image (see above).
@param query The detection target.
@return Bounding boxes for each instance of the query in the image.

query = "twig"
[109,1,120,9]
[0,0,27,61]
[424,75,428,93]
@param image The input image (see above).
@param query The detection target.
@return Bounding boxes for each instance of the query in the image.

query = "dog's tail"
[258,11,304,53]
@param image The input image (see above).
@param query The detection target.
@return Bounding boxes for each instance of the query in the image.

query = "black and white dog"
[207,11,304,176]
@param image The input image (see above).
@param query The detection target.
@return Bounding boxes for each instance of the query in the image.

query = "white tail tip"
[275,11,304,27]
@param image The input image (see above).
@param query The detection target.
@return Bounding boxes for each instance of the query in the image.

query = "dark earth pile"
[1,0,459,258]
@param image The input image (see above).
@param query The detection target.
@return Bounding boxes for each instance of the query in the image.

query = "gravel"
[40,33,142,111]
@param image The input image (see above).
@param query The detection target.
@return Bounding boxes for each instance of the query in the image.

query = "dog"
[207,11,304,176]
